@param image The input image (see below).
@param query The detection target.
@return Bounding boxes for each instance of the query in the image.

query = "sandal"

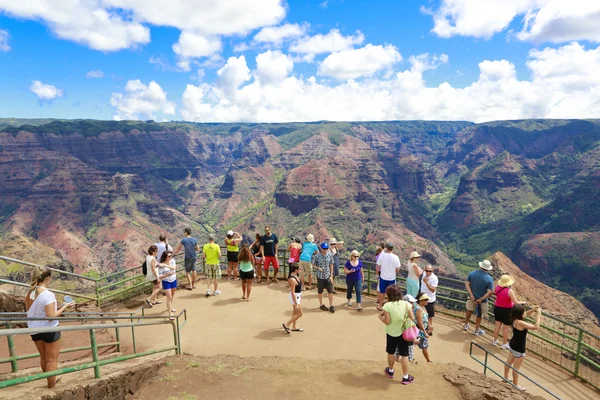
[171,309,176,313]
[153,300,162,305]
[292,328,304,332]
[169,316,175,321]
[282,324,291,334]
[145,299,153,308]
[357,306,363,311]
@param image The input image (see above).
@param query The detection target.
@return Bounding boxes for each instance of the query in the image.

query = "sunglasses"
[425,270,433,272]
[351,255,358,258]
[167,254,173,258]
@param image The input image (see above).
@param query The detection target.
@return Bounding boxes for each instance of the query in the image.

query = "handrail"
[0,255,96,281]
[0,278,97,301]
[469,341,561,399]
[0,311,185,388]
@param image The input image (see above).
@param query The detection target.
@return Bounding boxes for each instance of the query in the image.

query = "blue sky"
[0,0,599,122]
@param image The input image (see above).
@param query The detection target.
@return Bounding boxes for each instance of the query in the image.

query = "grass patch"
[187,361,201,369]
[231,367,248,377]
[168,393,198,400]
[165,361,173,367]
[205,364,225,374]
[161,373,179,382]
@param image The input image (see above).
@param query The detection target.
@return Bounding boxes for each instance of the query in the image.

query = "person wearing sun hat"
[463,259,495,335]
[414,292,432,363]
[299,234,318,290]
[493,274,527,349]
[406,251,424,297]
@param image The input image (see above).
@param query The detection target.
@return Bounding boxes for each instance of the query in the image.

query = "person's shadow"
[254,328,291,341]
[337,372,395,389]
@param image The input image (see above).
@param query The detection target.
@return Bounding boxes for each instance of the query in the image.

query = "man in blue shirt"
[299,234,318,290]
[174,228,200,291]
[464,259,495,335]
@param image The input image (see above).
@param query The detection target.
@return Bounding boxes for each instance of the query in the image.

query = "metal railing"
[0,310,186,388]
[1,252,598,391]
[469,342,561,399]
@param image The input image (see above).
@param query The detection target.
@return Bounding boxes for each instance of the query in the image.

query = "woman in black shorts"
[378,285,416,384]
[238,244,255,301]
[492,275,526,349]
[283,264,304,333]
[25,267,75,388]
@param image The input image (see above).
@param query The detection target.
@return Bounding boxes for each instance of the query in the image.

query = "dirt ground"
[1,280,597,399]
[134,354,462,400]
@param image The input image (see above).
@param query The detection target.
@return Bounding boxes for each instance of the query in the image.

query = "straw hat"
[478,260,493,271]
[417,293,430,302]
[498,274,515,288]
[410,251,421,259]
[306,234,315,243]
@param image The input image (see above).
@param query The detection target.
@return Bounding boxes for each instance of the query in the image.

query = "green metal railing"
[469,342,561,399]
[1,252,598,391]
[0,310,185,388]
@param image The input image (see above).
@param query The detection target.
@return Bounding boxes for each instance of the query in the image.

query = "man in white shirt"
[376,242,401,310]
[420,264,438,335]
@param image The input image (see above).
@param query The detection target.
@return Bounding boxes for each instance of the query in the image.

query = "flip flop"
[292,328,304,332]
[169,316,175,321]
[171,309,176,313]
[153,300,162,305]
[145,300,153,307]
[282,324,291,334]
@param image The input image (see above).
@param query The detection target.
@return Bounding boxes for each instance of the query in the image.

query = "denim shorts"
[379,278,396,293]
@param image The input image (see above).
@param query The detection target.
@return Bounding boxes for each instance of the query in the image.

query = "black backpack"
[141,260,147,275]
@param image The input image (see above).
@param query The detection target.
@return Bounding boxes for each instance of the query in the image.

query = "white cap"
[403,294,417,303]
[227,230,234,236]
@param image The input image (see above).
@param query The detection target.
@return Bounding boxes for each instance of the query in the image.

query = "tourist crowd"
[25,226,541,391]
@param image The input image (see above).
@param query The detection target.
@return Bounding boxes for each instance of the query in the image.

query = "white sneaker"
[501,343,510,350]
[463,323,470,331]
[347,301,352,306]
[213,290,222,295]
[491,339,498,346]
[474,329,485,336]
[205,289,211,296]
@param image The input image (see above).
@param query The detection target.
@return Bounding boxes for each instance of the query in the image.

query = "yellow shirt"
[226,239,239,252]
[203,243,221,265]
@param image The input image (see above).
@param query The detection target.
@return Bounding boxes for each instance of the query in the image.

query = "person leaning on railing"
[25,267,75,388]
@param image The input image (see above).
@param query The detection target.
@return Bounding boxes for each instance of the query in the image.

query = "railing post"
[130,315,137,354]
[171,320,179,355]
[574,329,584,376]
[175,316,181,355]
[115,326,121,353]
[483,351,488,375]
[7,323,17,373]
[89,329,100,379]
[95,280,100,308]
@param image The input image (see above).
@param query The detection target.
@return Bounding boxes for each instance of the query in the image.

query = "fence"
[469,342,561,399]
[0,310,185,388]
[1,251,598,391]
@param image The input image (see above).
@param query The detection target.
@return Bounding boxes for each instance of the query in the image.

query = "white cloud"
[254,23,309,45]
[318,44,402,80]
[289,29,365,54]
[172,31,222,71]
[29,80,63,100]
[181,42,600,123]
[110,79,175,120]
[0,0,286,51]
[0,1,150,51]
[409,53,449,73]
[233,42,251,53]
[86,70,104,78]
[217,56,251,96]
[426,0,600,43]
[255,50,294,84]
[517,2,600,43]
[0,28,10,51]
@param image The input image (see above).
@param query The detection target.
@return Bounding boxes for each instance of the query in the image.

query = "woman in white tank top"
[25,267,75,388]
